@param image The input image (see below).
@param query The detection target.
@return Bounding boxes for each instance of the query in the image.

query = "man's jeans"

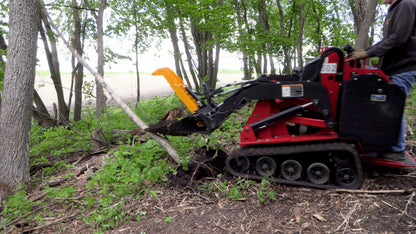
[390,70,416,152]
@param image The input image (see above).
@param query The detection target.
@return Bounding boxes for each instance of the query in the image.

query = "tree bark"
[350,0,378,48]
[82,0,107,146]
[32,90,57,128]
[276,0,292,74]
[96,0,106,114]
[179,17,199,89]
[71,0,84,121]
[312,3,323,52]
[233,0,250,79]
[166,5,184,80]
[295,0,312,69]
[133,3,140,104]
[0,0,39,189]
[39,2,70,124]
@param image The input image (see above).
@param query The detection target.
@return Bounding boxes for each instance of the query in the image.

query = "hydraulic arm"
[150,68,334,136]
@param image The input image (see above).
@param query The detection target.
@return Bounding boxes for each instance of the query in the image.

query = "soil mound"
[167,147,228,188]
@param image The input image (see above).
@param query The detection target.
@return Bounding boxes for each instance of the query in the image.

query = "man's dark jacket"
[366,0,416,75]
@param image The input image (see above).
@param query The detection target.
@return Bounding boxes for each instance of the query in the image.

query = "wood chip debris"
[312,213,327,222]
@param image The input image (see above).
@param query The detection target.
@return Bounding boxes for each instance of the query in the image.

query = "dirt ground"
[5,145,416,234]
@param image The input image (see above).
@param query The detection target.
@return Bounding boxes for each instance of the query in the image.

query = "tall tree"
[106,0,162,103]
[39,1,70,125]
[71,0,86,121]
[233,0,251,79]
[84,0,107,146]
[349,0,379,48]
[161,0,235,89]
[275,0,294,73]
[0,0,39,190]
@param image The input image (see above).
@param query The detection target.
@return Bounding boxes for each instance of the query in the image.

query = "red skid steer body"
[148,46,416,189]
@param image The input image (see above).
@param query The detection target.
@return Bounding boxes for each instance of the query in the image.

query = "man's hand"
[350,49,368,59]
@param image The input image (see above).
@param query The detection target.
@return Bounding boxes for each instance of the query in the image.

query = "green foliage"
[45,186,77,199]
[136,211,147,222]
[30,123,93,158]
[85,201,127,231]
[198,178,254,201]
[0,1,7,32]
[257,178,276,204]
[82,80,96,100]
[228,186,243,200]
[42,161,73,177]
[2,190,38,224]
[164,216,173,223]
[406,88,416,140]
[0,49,5,90]
[84,139,173,230]
[88,140,171,195]
[135,95,183,125]
[206,104,253,150]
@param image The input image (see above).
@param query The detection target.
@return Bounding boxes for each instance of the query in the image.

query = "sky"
[36,36,243,74]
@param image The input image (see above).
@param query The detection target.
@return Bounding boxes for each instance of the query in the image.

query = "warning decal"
[282,84,304,97]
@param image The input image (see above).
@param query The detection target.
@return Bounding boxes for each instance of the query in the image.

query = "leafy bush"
[2,190,38,225]
[135,95,183,125]
[84,139,173,230]
[88,140,171,195]
[30,123,92,158]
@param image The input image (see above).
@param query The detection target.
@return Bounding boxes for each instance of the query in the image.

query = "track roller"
[255,157,277,176]
[307,163,330,185]
[228,156,250,173]
[281,160,302,181]
[335,168,361,189]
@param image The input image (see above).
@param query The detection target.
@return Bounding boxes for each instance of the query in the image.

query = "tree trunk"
[166,5,183,80]
[32,90,56,128]
[233,0,250,79]
[258,0,272,74]
[276,0,292,74]
[312,3,323,52]
[72,0,84,122]
[93,0,107,147]
[269,54,276,74]
[0,0,39,190]
[39,2,70,124]
[133,4,140,104]
[180,17,199,89]
[255,53,262,75]
[350,0,378,48]
[213,44,220,87]
[296,0,312,69]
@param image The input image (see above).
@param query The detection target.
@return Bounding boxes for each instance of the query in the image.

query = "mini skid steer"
[148,46,416,189]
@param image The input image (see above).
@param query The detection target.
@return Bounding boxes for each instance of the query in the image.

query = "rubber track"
[225,142,364,189]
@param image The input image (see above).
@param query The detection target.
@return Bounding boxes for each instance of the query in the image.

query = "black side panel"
[300,56,320,81]
[338,74,406,153]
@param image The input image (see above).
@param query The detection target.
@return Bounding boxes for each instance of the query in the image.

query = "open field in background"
[35,70,244,109]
